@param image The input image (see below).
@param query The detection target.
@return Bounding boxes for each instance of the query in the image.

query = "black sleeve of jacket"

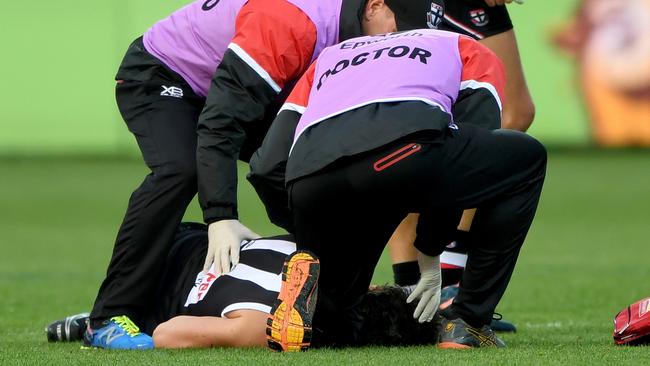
[414,209,463,257]
[452,88,502,130]
[197,49,279,224]
[246,110,301,233]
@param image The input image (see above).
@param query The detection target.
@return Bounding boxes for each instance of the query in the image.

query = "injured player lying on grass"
[46,223,443,349]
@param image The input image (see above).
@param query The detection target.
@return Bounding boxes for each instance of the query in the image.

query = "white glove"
[203,219,261,275]
[406,252,441,323]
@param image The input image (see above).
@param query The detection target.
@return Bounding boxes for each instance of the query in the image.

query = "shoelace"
[110,316,141,337]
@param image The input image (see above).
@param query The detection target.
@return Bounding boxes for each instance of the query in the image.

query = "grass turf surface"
[1,151,650,364]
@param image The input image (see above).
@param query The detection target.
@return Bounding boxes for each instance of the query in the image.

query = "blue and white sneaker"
[83,315,154,350]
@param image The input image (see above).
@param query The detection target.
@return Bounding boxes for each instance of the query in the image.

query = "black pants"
[290,125,546,344]
[139,223,209,334]
[89,38,206,325]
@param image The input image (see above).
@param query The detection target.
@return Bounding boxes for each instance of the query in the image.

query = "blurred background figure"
[553,0,650,147]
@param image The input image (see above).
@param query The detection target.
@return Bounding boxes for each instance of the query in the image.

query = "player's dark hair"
[356,286,439,346]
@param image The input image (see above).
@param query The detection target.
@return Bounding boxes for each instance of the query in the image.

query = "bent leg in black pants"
[89,47,205,328]
[290,125,546,345]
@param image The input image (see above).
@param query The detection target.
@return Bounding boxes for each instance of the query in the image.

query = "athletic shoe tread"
[267,251,320,352]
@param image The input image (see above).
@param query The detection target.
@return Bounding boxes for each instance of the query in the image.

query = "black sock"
[392,261,420,286]
[90,318,109,329]
[454,229,471,250]
[441,268,463,287]
[441,229,472,287]
[443,306,485,328]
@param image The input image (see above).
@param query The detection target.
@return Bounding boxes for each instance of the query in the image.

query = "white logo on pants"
[161,86,184,98]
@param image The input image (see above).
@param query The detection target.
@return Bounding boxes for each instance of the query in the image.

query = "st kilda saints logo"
[469,9,490,27]
[426,1,444,29]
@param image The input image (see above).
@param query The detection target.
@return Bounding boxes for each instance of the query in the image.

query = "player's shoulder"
[239,0,313,22]
[242,235,297,254]
[440,0,513,40]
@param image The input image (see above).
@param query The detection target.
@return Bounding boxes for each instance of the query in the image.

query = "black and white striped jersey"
[144,226,297,333]
[180,237,296,318]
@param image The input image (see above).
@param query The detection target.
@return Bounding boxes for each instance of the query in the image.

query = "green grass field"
[1,151,650,364]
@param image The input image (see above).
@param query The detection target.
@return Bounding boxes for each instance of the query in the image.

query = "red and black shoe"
[266,251,320,352]
[438,315,506,349]
[439,284,517,333]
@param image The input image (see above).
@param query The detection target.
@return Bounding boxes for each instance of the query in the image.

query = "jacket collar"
[339,0,366,41]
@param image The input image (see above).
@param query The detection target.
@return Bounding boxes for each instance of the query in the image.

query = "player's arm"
[247,63,315,233]
[152,312,267,349]
[442,1,533,131]
[475,1,533,131]
[452,36,506,130]
[196,0,316,225]
[480,29,534,131]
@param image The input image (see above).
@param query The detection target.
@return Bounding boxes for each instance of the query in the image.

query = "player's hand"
[484,0,523,6]
[406,252,441,323]
[203,219,261,275]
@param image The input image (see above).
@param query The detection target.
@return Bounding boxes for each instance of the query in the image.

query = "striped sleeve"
[229,0,317,92]
[453,36,506,129]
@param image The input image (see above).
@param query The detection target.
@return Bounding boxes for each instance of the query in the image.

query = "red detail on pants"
[373,143,421,172]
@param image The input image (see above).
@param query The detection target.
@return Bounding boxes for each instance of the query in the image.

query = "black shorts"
[142,223,208,333]
[441,0,513,40]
